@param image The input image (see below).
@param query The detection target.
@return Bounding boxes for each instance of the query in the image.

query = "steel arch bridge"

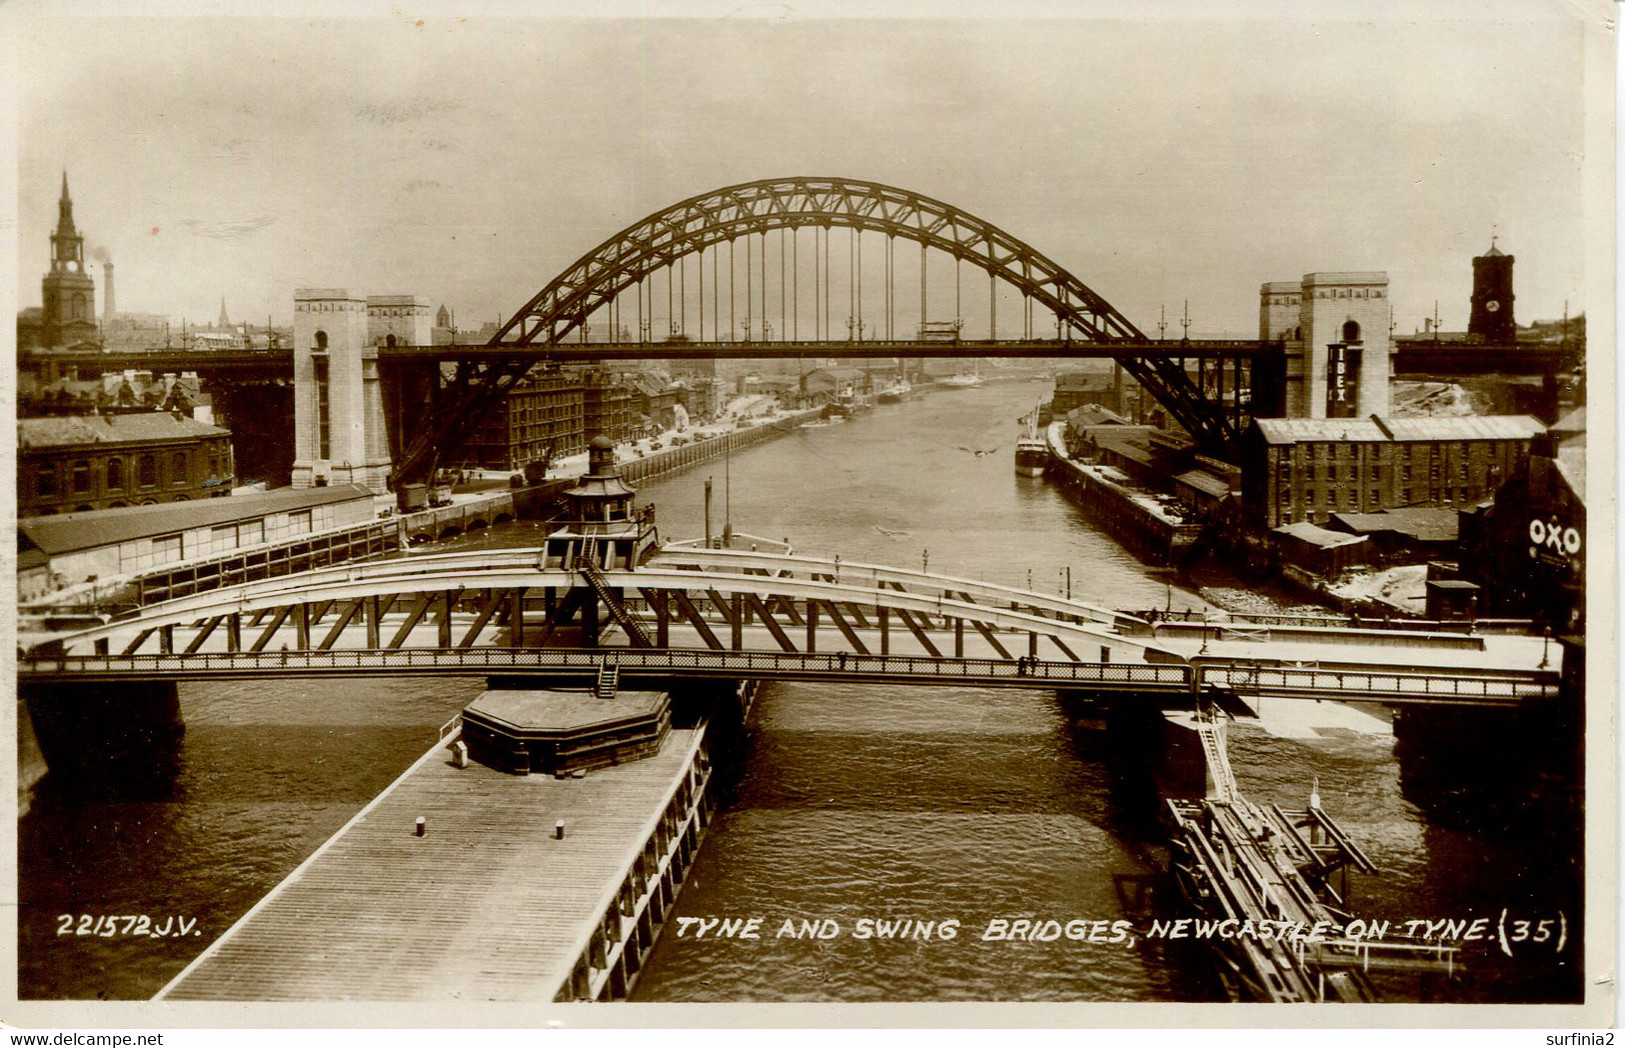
[393,176,1242,486]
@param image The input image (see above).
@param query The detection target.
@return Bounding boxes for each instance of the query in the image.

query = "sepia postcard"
[2,0,1616,1034]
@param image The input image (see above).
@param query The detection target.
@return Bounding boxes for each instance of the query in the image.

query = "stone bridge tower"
[292,288,393,492]
[1260,271,1392,419]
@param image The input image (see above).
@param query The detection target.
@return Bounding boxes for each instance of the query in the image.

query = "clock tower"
[40,171,99,347]
[1468,239,1515,343]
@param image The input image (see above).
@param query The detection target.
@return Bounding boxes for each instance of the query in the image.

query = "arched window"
[71,459,91,493]
[315,330,329,350]
[138,454,158,488]
[107,457,125,491]
[72,293,87,320]
[1342,320,1361,343]
[386,333,398,349]
[172,451,189,485]
[36,464,57,497]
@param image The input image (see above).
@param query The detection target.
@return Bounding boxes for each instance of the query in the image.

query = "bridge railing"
[1197,663,1558,703]
[1135,608,1541,635]
[18,648,1559,704]
[18,646,1193,689]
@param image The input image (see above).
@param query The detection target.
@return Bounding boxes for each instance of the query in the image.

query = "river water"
[17,381,1581,1004]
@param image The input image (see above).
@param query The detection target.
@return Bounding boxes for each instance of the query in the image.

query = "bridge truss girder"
[23,570,1556,706]
[392,176,1241,486]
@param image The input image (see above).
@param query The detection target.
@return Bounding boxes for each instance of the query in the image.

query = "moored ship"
[1014,411,1049,476]
[876,379,911,403]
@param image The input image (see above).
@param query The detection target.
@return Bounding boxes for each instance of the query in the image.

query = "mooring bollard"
[555,820,566,840]
[415,817,426,837]
[452,741,468,768]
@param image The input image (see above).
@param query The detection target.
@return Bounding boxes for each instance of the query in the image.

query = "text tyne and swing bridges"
[19,177,1575,1005]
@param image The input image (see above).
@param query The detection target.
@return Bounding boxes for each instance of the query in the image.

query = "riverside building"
[1241,415,1543,529]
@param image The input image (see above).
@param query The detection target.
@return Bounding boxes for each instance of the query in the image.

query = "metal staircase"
[576,543,655,648]
[595,660,620,699]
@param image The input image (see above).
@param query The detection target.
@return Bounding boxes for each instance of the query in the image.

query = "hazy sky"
[9,4,1599,337]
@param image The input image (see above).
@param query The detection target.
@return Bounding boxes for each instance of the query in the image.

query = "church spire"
[218,296,230,329]
[57,169,78,237]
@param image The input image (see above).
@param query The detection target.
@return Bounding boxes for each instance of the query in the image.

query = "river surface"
[17,381,1581,1003]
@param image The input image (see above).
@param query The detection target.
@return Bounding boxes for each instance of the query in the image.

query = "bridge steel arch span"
[393,177,1229,486]
[494,177,1144,347]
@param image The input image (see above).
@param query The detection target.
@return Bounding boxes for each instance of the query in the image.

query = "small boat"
[938,369,983,389]
[876,380,911,403]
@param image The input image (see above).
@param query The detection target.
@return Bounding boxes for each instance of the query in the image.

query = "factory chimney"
[103,260,116,319]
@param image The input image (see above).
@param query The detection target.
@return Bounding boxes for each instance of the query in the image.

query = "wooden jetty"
[1164,715,1461,1002]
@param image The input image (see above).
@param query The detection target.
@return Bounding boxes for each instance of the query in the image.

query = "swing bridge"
[20,543,1561,708]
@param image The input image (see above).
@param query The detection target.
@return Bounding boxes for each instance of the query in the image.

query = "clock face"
[1486,300,1500,312]
[66,260,78,273]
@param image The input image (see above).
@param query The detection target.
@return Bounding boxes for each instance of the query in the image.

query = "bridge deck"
[158,728,700,1002]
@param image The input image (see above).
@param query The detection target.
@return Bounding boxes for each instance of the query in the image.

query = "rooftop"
[1301,271,1388,286]
[1064,404,1129,427]
[1173,469,1232,500]
[1255,415,1544,445]
[1272,521,1369,550]
[1327,508,1459,543]
[19,485,375,555]
[19,413,229,449]
[1551,406,1585,436]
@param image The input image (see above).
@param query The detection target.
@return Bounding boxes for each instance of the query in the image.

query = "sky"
[7,2,1602,339]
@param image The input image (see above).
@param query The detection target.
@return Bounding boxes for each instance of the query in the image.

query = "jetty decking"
[157,728,702,1002]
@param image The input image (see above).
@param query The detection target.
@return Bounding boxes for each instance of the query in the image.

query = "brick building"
[1458,408,1585,630]
[1050,369,1125,417]
[19,413,235,517]
[629,373,681,432]
[579,368,638,443]
[1242,415,1542,529]
[463,369,586,471]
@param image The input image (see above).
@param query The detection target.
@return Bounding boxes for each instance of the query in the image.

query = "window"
[1401,488,1412,504]
[315,357,331,459]
[71,460,91,493]
[1306,465,1316,481]
[1342,320,1361,343]
[1370,489,1380,506]
[35,464,57,497]
[172,452,188,485]
[239,519,264,546]
[290,509,313,535]
[138,454,158,487]
[152,533,183,564]
[107,458,125,491]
